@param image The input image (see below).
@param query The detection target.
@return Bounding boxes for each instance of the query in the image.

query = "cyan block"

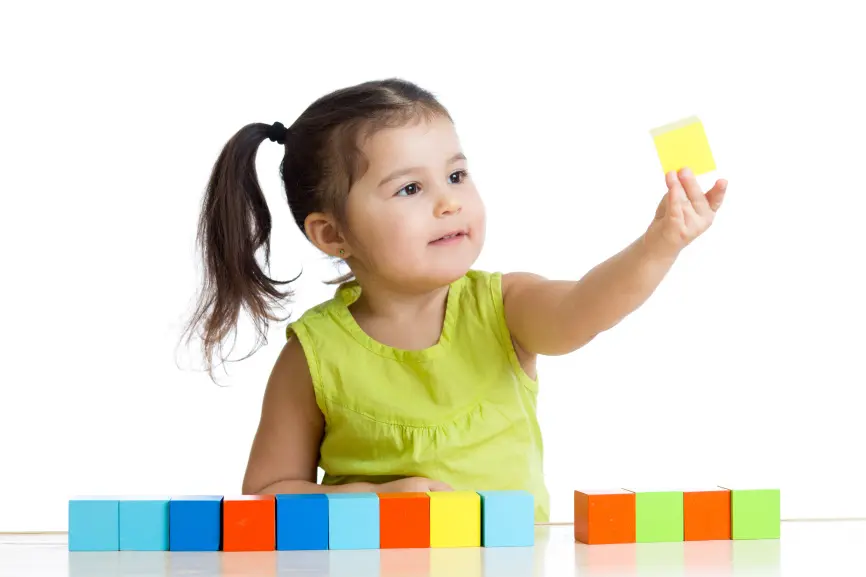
[68,497,119,551]
[478,490,535,547]
[275,493,329,550]
[327,493,379,550]
[169,496,223,551]
[119,497,169,550]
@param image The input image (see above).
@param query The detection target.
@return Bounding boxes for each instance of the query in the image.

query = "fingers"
[677,168,712,215]
[705,179,728,212]
[429,480,453,492]
[665,170,685,222]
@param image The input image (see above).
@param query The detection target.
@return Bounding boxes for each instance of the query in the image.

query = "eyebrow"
[378,153,467,187]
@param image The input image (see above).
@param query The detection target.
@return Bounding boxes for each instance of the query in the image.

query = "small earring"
[338,249,345,257]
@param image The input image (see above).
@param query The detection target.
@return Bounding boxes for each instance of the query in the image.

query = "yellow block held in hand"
[427,491,481,547]
[650,116,716,176]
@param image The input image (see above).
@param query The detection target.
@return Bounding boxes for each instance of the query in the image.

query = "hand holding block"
[650,116,716,176]
[683,488,731,541]
[118,496,169,551]
[168,496,222,551]
[573,489,635,545]
[428,491,481,547]
[275,494,328,550]
[478,490,534,547]
[720,487,781,540]
[327,493,380,550]
[378,492,430,548]
[223,495,275,551]
[68,496,119,551]
[627,488,684,543]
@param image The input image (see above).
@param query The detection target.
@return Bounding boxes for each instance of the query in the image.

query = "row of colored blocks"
[574,487,780,545]
[68,490,534,551]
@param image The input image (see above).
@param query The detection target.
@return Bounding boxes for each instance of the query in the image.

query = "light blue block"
[68,497,119,551]
[478,490,534,547]
[119,497,170,550]
[326,493,379,550]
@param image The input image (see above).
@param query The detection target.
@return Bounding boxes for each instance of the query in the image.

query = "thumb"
[706,179,728,212]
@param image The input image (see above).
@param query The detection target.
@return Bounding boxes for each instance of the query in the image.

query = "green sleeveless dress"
[287,269,550,522]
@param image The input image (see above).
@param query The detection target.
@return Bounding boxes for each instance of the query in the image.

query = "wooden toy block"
[428,490,481,548]
[326,493,380,550]
[683,488,731,541]
[573,489,635,545]
[168,496,223,551]
[721,487,781,540]
[378,492,430,548]
[478,490,534,547]
[650,116,716,176]
[628,488,684,543]
[275,494,329,550]
[118,496,169,551]
[68,496,119,551]
[223,495,275,551]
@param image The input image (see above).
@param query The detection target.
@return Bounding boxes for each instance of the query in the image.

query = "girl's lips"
[430,231,468,245]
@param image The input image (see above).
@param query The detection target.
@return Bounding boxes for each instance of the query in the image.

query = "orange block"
[222,495,275,551]
[683,488,731,541]
[378,492,430,548]
[574,489,635,545]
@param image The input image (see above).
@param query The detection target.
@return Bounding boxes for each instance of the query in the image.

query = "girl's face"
[341,115,486,291]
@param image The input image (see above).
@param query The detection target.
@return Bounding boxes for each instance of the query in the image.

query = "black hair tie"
[267,121,287,144]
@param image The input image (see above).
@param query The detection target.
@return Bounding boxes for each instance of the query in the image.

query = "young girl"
[184,78,727,522]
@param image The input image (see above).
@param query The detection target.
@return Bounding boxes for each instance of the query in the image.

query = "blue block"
[326,493,379,550]
[169,496,223,551]
[275,494,329,550]
[119,497,170,550]
[68,497,119,551]
[478,490,535,547]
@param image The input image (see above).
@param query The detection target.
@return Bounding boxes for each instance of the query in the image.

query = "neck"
[350,274,452,322]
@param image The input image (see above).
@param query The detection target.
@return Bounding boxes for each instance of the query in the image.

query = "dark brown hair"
[183,78,451,378]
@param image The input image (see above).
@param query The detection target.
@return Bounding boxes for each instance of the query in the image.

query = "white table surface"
[1,520,863,576]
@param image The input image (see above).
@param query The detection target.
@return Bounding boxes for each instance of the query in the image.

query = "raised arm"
[502,168,727,357]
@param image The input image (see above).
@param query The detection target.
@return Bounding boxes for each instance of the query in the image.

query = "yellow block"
[427,491,480,547]
[650,116,716,176]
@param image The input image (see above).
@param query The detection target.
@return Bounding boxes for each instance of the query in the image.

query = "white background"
[1,0,864,532]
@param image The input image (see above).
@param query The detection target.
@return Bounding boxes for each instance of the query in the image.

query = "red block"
[222,495,275,551]
[574,489,636,545]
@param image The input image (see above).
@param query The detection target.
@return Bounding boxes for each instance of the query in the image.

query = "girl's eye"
[395,183,420,197]
[449,169,468,184]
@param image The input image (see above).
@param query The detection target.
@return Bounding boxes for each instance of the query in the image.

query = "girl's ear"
[304,212,350,258]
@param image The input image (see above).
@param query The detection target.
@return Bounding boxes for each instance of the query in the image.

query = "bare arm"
[502,169,727,357]
[241,335,373,495]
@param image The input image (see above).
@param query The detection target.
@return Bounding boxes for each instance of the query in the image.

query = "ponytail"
[183,122,296,379]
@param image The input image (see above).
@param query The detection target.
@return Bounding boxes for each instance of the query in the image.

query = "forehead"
[361,114,460,171]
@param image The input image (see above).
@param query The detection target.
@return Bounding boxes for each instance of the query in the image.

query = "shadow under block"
[650,116,716,176]
[724,488,781,540]
[631,489,684,543]
[683,488,731,541]
[573,490,636,544]
[326,493,379,550]
[428,491,481,548]
[118,497,169,551]
[378,492,430,548]
[68,497,119,551]
[168,496,223,551]
[478,490,534,547]
[275,494,328,550]
[223,495,275,551]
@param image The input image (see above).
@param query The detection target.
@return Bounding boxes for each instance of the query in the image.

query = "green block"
[632,490,683,542]
[730,489,780,540]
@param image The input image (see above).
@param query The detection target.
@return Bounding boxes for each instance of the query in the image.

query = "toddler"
[183,78,727,522]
